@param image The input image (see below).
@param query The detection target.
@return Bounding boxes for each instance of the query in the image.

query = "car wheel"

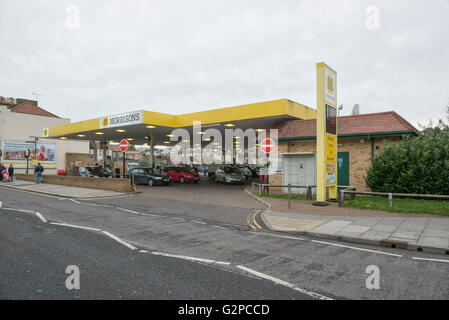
[180,176,185,183]
[194,180,199,184]
[148,179,154,186]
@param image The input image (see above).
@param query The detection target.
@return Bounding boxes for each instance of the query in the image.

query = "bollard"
[288,184,291,209]
[339,190,345,207]
[252,183,255,194]
[306,185,312,200]
[388,193,393,208]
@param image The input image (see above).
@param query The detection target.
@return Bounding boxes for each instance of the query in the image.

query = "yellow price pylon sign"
[315,62,338,204]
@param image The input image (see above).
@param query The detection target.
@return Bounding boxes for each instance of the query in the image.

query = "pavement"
[258,198,449,255]
[0,180,126,199]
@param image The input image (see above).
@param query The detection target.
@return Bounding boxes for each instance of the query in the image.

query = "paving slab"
[261,208,449,255]
[390,230,422,240]
[421,229,449,238]
[360,230,391,241]
[0,180,126,198]
[338,225,370,235]
[313,220,353,234]
[416,237,449,249]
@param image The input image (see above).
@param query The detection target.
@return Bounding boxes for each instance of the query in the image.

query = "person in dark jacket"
[8,164,14,182]
[35,162,44,184]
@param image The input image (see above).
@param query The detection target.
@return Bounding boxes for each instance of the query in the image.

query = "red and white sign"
[119,139,129,152]
[260,138,275,154]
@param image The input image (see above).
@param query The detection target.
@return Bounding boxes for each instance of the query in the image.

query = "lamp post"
[30,136,39,167]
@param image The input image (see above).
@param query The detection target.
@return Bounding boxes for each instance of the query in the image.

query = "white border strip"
[35,212,48,223]
[236,265,333,300]
[51,222,101,232]
[311,239,403,257]
[117,207,140,214]
[102,231,137,250]
[412,257,449,263]
[151,251,215,263]
[252,232,305,241]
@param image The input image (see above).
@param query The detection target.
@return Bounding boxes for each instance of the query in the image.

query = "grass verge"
[254,192,449,216]
[345,196,449,216]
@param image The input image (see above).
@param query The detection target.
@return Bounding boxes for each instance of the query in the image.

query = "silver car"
[214,166,246,184]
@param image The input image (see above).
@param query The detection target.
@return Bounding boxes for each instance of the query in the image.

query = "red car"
[164,166,200,183]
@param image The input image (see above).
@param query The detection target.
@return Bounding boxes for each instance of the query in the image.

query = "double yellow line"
[247,209,263,231]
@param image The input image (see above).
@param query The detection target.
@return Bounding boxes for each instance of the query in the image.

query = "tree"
[365,129,449,194]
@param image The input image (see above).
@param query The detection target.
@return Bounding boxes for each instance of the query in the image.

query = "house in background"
[0,96,89,175]
[269,111,420,192]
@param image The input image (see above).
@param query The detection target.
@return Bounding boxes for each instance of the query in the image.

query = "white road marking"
[236,265,333,300]
[214,261,231,265]
[16,209,35,213]
[151,251,215,264]
[0,201,2,208]
[101,231,137,250]
[191,220,206,225]
[139,250,149,253]
[51,222,101,232]
[1,208,23,212]
[35,212,48,223]
[213,225,228,230]
[412,257,449,263]
[80,203,114,208]
[252,232,305,241]
[311,239,403,257]
[69,199,80,204]
[117,207,140,214]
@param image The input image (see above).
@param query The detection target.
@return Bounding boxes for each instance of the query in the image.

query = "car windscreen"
[86,167,99,174]
[144,168,162,175]
[224,167,241,174]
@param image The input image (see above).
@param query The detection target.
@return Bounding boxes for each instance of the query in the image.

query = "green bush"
[365,129,449,194]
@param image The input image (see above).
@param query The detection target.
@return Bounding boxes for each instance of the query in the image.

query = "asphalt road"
[0,209,313,300]
[1,187,449,300]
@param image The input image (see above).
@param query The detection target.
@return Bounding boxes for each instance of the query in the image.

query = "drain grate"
[380,239,408,250]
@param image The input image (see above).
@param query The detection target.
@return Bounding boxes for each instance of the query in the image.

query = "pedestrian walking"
[8,164,14,182]
[1,164,10,182]
[1,164,5,182]
[35,162,44,184]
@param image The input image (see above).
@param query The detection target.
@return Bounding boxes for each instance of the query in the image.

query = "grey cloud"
[0,0,448,127]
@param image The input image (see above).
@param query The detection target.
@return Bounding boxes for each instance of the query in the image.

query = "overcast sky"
[1,0,448,127]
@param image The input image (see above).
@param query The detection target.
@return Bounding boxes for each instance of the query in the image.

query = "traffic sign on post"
[119,139,129,152]
[120,139,129,178]
[260,138,275,154]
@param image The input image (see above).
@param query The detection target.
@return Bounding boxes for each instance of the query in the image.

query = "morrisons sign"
[99,111,143,128]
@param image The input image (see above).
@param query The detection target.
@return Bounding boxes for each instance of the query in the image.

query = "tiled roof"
[10,102,59,118]
[274,111,419,139]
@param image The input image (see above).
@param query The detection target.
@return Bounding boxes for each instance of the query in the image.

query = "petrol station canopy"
[43,99,316,146]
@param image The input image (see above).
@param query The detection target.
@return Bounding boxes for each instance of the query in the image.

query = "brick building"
[269,111,420,192]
